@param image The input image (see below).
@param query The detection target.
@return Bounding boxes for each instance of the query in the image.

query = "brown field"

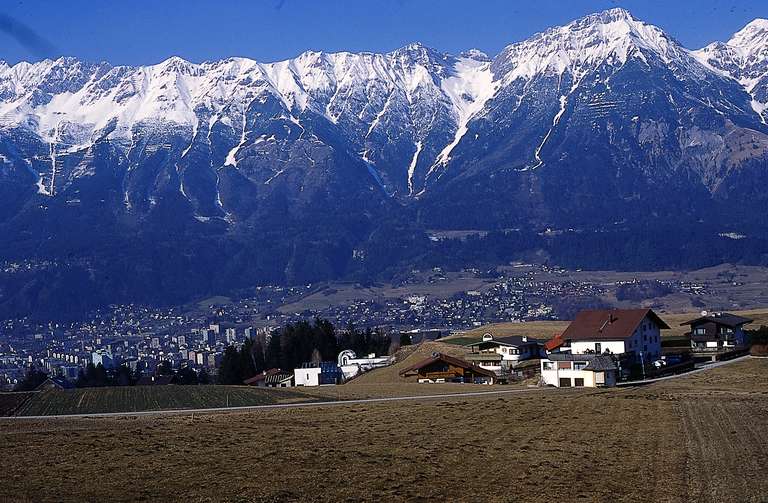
[1,358,766,502]
[0,392,34,416]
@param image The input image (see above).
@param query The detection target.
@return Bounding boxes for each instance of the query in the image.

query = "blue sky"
[1,0,766,65]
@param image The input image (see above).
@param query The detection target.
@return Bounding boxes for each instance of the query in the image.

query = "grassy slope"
[0,392,35,416]
[1,359,765,502]
[13,386,323,416]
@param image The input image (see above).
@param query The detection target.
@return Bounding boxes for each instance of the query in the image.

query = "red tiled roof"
[561,309,670,341]
[544,334,564,351]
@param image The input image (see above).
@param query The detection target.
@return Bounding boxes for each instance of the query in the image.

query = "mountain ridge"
[1,8,768,319]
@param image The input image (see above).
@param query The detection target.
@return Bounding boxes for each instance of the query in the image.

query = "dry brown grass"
[1,359,765,503]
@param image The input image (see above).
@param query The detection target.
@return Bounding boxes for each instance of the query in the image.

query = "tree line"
[217,318,395,384]
[14,361,211,391]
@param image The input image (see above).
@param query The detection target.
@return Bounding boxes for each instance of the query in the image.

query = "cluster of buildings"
[396,308,754,388]
[243,350,392,387]
[0,321,269,390]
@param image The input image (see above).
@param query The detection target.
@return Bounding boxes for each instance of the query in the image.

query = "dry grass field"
[1,358,766,502]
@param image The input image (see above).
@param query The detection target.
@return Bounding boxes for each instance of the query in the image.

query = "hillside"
[447,308,768,343]
[2,358,765,502]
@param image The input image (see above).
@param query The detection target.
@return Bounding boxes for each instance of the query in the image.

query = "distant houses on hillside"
[236,308,755,390]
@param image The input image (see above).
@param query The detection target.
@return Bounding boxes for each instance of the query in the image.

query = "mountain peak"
[493,8,685,82]
[729,18,768,54]
[587,7,636,23]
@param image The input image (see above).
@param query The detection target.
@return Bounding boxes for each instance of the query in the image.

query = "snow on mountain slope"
[0,44,502,198]
[0,7,766,205]
[694,18,768,120]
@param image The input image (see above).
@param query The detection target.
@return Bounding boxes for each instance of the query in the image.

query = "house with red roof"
[540,308,671,386]
[560,308,669,363]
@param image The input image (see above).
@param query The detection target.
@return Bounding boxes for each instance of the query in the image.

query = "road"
[1,355,754,421]
[617,354,751,386]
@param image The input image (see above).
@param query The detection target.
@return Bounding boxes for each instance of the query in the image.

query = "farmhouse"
[560,308,669,363]
[540,353,618,387]
[682,311,753,351]
[399,352,496,384]
[464,334,545,373]
[294,361,342,387]
[243,368,294,387]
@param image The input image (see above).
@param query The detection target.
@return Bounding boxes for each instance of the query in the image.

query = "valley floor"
[1,359,766,502]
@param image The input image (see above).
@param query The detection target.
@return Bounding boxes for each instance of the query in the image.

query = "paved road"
[617,354,751,386]
[2,355,754,421]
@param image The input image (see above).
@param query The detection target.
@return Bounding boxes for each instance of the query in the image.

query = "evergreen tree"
[218,345,242,384]
[15,367,48,391]
[157,360,173,376]
[239,338,257,380]
[198,368,211,385]
[252,337,266,373]
[265,331,282,370]
[115,365,132,386]
[175,366,198,385]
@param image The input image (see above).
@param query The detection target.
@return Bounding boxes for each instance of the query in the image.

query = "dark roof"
[680,312,753,328]
[561,309,670,341]
[465,353,503,361]
[36,376,75,390]
[398,353,497,378]
[299,361,339,370]
[585,356,618,372]
[545,353,617,371]
[243,368,293,385]
[467,335,542,348]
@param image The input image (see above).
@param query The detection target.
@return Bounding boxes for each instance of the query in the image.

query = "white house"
[540,353,618,387]
[293,361,342,386]
[337,350,392,380]
[560,309,669,363]
[464,334,545,373]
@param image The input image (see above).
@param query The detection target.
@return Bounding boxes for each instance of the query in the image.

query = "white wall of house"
[294,367,321,386]
[540,360,615,387]
[570,340,626,355]
[569,314,662,361]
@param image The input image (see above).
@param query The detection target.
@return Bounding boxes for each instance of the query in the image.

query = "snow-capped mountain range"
[1,8,768,317]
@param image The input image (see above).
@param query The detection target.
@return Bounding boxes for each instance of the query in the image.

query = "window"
[574,378,585,387]
[695,328,706,335]
[574,361,588,370]
[543,362,554,370]
[559,378,571,387]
